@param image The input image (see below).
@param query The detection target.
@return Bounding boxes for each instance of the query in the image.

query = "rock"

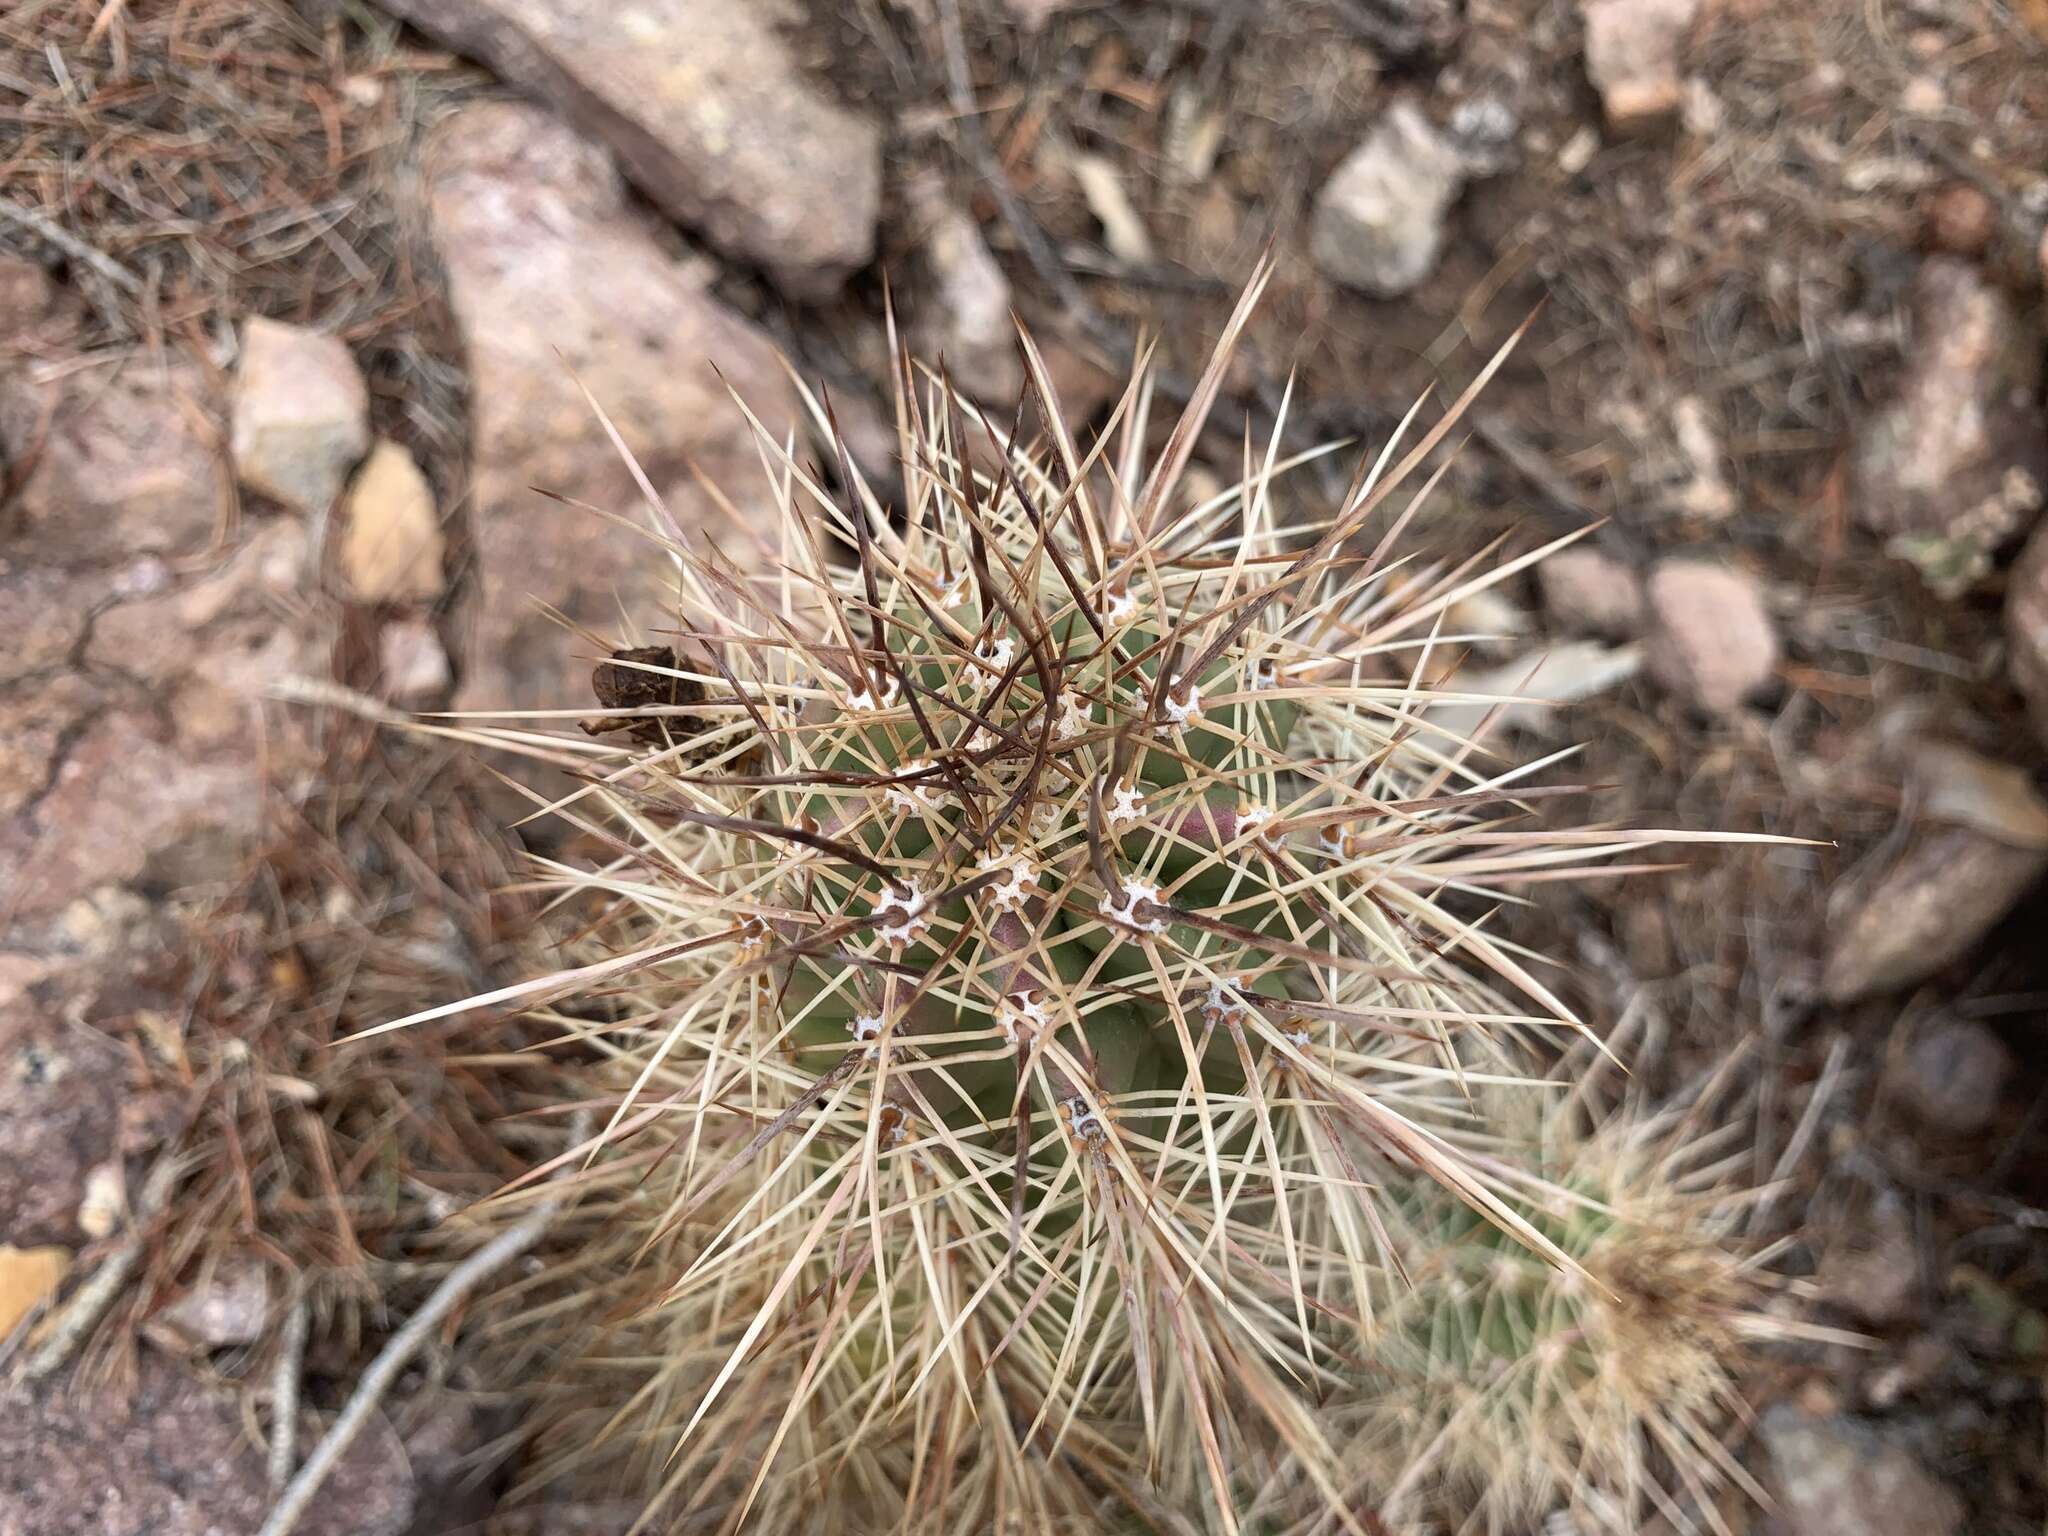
[1899,74,1946,115]
[1556,124,1600,175]
[1885,470,2042,598]
[0,1244,68,1340]
[1824,742,2048,1004]
[1438,26,1528,177]
[231,316,371,513]
[378,617,453,704]
[1759,1408,1963,1536]
[0,258,81,352]
[912,179,1022,404]
[84,519,309,696]
[1642,559,1778,713]
[0,887,154,1004]
[10,1018,163,1255]
[1895,1017,2012,1136]
[1824,828,2046,1003]
[1310,101,1467,299]
[1670,393,1734,520]
[424,102,801,719]
[3,522,314,919]
[0,1014,132,1251]
[1923,182,1998,256]
[76,1159,125,1240]
[1537,545,1645,637]
[485,1501,644,1536]
[1444,94,1521,176]
[144,1257,271,1352]
[400,1388,508,1534]
[1849,258,2047,543]
[2010,516,2048,744]
[1820,1195,1918,1325]
[1906,737,2048,847]
[1003,0,1083,27]
[0,355,222,565]
[1581,0,1700,133]
[0,1355,413,1536]
[0,670,96,840]
[102,538,312,775]
[0,561,95,685]
[804,386,899,501]
[374,0,879,299]
[339,439,444,603]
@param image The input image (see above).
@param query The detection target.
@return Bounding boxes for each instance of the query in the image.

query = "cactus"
[404,267,1775,1533]
[1335,1086,1783,1535]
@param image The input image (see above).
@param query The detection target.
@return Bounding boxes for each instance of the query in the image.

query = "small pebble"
[1643,559,1778,713]
[1895,1017,2012,1136]
[1924,182,1998,256]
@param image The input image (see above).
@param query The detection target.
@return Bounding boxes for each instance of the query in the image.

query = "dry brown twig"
[267,1293,311,1492]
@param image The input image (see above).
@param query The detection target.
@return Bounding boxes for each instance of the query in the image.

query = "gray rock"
[1444,94,1521,176]
[145,1257,271,1351]
[1850,258,2047,543]
[1895,1017,2012,1136]
[1310,101,1467,298]
[1759,1408,1963,1536]
[375,0,880,298]
[231,316,371,514]
[423,102,800,720]
[1642,559,1778,713]
[1437,24,1528,176]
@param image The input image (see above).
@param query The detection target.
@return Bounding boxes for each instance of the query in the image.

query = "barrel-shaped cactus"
[419,270,1769,1533]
